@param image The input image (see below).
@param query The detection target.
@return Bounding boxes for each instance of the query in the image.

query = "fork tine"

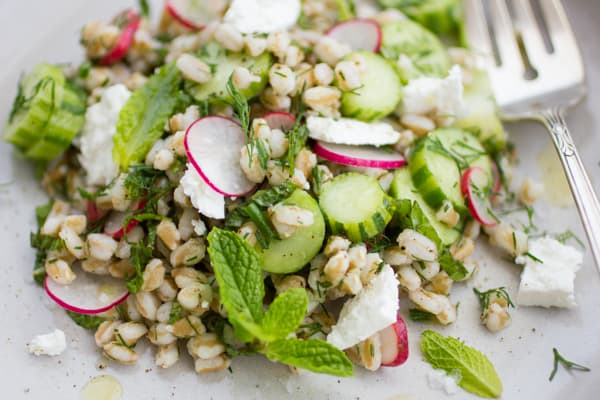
[538,0,579,57]
[463,0,493,58]
[512,0,549,63]
[488,0,521,69]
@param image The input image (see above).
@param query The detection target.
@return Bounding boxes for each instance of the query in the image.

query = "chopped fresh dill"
[554,229,585,248]
[473,287,514,317]
[525,252,543,264]
[549,348,590,381]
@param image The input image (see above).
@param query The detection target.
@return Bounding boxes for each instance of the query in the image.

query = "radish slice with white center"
[263,111,296,132]
[44,265,129,315]
[461,166,499,227]
[100,10,141,66]
[313,141,406,169]
[380,314,409,367]
[326,18,382,52]
[103,200,146,239]
[185,116,256,197]
[165,0,215,30]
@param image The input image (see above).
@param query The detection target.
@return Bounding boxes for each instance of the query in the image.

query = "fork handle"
[539,108,600,268]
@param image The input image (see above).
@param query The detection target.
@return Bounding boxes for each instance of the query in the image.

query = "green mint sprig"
[207,229,353,377]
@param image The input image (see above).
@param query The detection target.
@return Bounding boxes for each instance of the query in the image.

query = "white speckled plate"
[1,1,600,399]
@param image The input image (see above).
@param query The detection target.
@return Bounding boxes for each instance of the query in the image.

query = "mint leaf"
[113,64,182,169]
[421,330,502,398]
[394,199,442,250]
[207,229,264,328]
[66,310,105,330]
[261,288,308,341]
[262,338,353,377]
[439,251,468,281]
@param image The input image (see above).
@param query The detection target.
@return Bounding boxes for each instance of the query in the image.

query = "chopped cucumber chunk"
[409,128,491,215]
[390,168,460,245]
[4,64,66,151]
[185,42,272,104]
[319,173,392,242]
[379,0,462,36]
[380,19,451,81]
[453,69,507,152]
[339,51,402,122]
[258,190,326,274]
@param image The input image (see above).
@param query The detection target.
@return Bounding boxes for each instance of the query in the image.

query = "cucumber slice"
[453,69,507,152]
[4,64,66,150]
[258,190,326,274]
[380,19,450,82]
[339,51,402,122]
[390,168,460,245]
[25,85,86,160]
[379,0,462,36]
[185,42,272,104]
[319,173,392,242]
[409,128,491,214]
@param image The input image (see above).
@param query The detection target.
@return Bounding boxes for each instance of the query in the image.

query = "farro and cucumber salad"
[6,0,588,397]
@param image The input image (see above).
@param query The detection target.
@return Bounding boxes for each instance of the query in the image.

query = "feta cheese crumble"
[426,369,461,395]
[307,116,401,146]
[181,164,225,219]
[78,84,131,186]
[224,0,301,34]
[327,264,399,350]
[28,329,67,356]
[516,237,582,308]
[402,65,464,119]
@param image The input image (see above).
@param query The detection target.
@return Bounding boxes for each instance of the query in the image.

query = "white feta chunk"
[180,164,225,220]
[402,65,464,119]
[327,264,399,350]
[78,84,131,186]
[28,329,67,356]
[224,0,301,34]
[307,116,401,146]
[516,237,582,308]
[426,369,461,395]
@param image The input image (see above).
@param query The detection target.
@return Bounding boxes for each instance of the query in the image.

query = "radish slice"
[44,265,129,315]
[103,200,146,239]
[326,18,382,52]
[461,166,499,227]
[185,116,256,197]
[165,0,215,30]
[263,111,296,132]
[313,141,406,169]
[380,314,409,367]
[100,10,141,66]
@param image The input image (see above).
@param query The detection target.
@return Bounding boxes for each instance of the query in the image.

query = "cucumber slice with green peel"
[338,51,402,122]
[380,19,451,82]
[258,190,326,274]
[379,0,462,36]
[4,63,66,150]
[409,128,491,215]
[319,173,393,242]
[390,168,460,245]
[453,69,507,152]
[184,42,273,104]
[25,85,86,160]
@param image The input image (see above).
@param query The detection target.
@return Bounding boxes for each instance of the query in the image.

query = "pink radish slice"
[44,264,129,315]
[103,200,146,239]
[381,314,409,367]
[326,18,382,52]
[165,0,214,30]
[100,10,141,66]
[185,116,256,197]
[263,111,296,132]
[313,141,406,169]
[461,166,499,227]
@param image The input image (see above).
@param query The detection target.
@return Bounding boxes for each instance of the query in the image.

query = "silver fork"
[464,0,600,269]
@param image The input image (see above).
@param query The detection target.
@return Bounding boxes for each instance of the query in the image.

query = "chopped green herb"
[525,252,543,264]
[66,311,106,330]
[168,301,184,324]
[549,348,590,381]
[473,287,514,317]
[554,229,585,249]
[409,308,435,322]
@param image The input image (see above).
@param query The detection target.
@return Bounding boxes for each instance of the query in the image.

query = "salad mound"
[4,0,582,396]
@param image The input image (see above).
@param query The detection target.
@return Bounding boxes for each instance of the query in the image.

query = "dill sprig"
[549,348,590,381]
[473,287,514,317]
